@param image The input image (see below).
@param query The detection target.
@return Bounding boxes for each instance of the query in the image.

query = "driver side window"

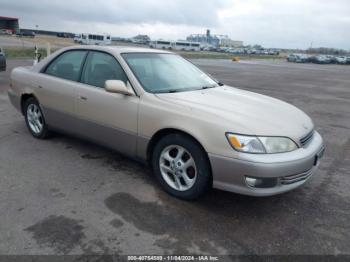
[81,51,128,88]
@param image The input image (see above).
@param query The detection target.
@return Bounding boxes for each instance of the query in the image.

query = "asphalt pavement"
[0,58,349,256]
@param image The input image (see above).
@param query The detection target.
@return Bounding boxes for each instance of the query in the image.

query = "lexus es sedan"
[8,46,325,200]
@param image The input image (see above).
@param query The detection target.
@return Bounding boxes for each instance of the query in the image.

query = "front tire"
[152,133,211,200]
[24,97,50,139]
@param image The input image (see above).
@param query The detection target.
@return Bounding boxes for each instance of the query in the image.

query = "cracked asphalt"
[0,58,349,256]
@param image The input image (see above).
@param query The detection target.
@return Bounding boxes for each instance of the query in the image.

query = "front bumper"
[209,131,324,196]
[8,89,21,113]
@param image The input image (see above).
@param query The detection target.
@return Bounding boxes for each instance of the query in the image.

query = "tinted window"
[44,51,87,81]
[81,51,128,88]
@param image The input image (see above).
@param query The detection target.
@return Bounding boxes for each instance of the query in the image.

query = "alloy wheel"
[26,104,43,134]
[159,145,197,191]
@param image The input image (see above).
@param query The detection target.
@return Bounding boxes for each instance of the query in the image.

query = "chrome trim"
[280,169,313,185]
[300,130,314,147]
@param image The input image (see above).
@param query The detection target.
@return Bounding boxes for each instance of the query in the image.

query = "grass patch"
[176,51,283,60]
[3,46,283,61]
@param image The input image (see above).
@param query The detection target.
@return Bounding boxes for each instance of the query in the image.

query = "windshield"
[122,53,219,93]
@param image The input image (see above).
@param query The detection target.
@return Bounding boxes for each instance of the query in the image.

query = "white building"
[219,37,243,48]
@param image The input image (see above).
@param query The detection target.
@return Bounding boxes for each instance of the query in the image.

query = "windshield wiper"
[200,85,217,90]
[156,89,179,93]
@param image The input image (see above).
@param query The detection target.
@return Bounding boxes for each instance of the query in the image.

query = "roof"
[63,45,172,54]
[0,16,18,21]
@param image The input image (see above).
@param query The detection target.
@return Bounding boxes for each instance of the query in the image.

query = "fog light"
[245,176,277,188]
[245,177,263,187]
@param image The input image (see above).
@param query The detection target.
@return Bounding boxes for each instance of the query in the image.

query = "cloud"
[0,0,349,49]
[216,0,350,49]
[0,0,231,27]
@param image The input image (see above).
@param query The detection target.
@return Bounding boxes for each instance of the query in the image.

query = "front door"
[75,51,139,156]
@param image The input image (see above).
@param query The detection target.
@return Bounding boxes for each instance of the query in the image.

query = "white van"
[174,41,200,51]
[150,40,174,50]
[150,40,200,51]
[76,34,112,45]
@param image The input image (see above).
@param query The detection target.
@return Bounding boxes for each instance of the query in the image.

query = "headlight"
[226,134,265,153]
[226,133,298,154]
[259,137,298,153]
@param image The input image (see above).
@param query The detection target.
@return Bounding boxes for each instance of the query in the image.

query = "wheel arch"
[146,128,212,179]
[20,93,38,115]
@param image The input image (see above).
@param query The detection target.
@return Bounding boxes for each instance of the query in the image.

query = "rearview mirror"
[105,80,133,95]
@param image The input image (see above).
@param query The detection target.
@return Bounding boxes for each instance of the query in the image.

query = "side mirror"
[105,80,133,95]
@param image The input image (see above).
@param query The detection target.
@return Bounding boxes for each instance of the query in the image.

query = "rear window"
[44,51,87,81]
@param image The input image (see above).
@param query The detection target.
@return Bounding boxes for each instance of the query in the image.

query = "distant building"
[219,37,243,48]
[0,16,19,34]
[131,34,151,44]
[186,29,243,48]
[187,30,220,47]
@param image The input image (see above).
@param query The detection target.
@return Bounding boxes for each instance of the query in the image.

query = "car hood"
[156,86,314,141]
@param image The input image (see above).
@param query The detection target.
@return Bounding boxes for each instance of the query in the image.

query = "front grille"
[280,169,313,185]
[300,130,314,147]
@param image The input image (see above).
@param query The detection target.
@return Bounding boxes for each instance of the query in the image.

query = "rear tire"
[24,97,50,139]
[152,133,211,200]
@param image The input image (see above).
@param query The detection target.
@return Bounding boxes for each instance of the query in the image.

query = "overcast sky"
[1,0,349,49]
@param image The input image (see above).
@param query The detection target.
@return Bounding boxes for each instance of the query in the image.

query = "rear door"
[75,51,139,156]
[36,50,88,131]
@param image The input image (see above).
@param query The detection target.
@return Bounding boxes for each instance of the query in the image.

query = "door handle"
[38,85,43,89]
[79,96,87,101]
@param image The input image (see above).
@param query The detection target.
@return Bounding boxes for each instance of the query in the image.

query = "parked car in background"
[346,57,350,65]
[326,55,337,64]
[0,47,6,72]
[288,53,349,65]
[18,30,35,38]
[9,46,325,200]
[287,53,307,62]
[312,55,331,64]
[287,54,297,62]
[335,56,347,64]
[57,32,71,38]
[0,29,13,35]
[295,54,310,63]
[73,34,82,43]
[268,50,279,55]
